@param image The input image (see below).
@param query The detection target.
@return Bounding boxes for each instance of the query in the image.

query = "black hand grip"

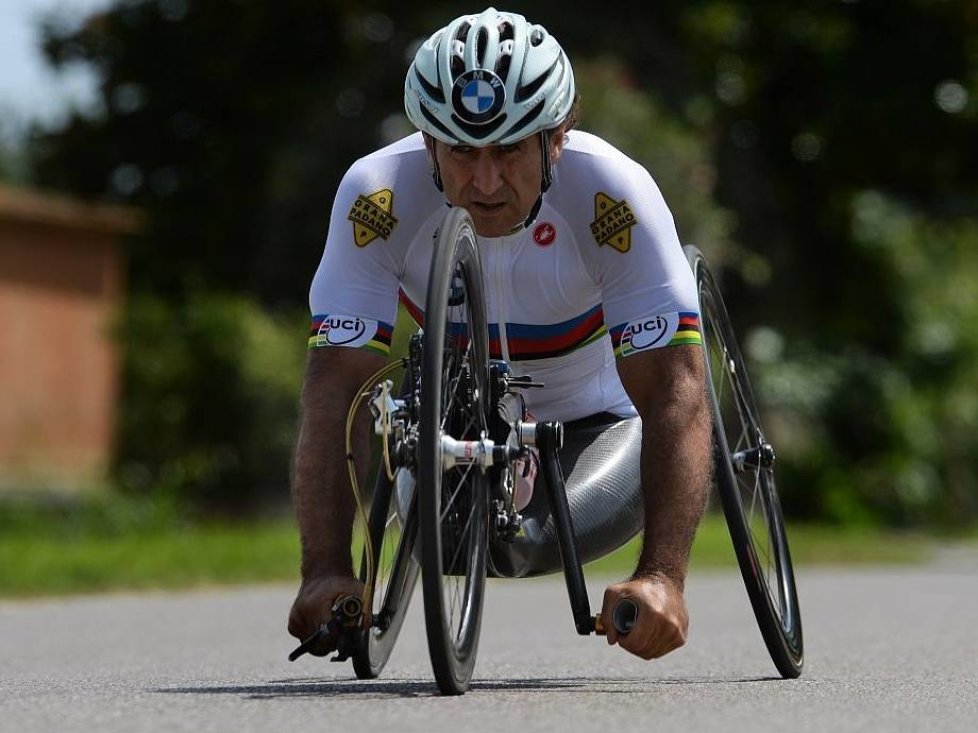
[592,598,639,636]
[612,598,638,635]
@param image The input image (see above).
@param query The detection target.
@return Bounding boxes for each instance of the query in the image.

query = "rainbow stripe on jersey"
[399,290,607,361]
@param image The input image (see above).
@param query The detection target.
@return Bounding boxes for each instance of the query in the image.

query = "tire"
[418,207,491,695]
[686,245,804,679]
[351,465,421,679]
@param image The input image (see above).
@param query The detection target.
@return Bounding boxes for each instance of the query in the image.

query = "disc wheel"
[418,207,491,695]
[351,464,421,679]
[686,245,804,679]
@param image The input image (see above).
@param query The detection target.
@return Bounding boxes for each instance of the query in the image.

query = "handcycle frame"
[290,206,804,695]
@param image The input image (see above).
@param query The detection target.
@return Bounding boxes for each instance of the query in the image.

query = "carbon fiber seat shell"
[487,415,643,578]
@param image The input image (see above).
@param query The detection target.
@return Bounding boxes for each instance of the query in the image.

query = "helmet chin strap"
[424,134,445,192]
[541,130,555,193]
[519,130,553,230]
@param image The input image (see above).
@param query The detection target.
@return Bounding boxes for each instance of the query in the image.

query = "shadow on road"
[155,675,776,700]
[473,676,777,693]
[155,679,435,700]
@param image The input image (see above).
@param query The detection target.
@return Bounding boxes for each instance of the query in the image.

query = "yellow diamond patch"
[590,192,636,253]
[348,188,398,247]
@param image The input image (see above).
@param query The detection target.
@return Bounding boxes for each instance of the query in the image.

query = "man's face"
[432,133,564,237]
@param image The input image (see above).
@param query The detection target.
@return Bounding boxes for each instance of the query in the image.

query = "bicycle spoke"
[440,464,477,523]
[444,493,479,580]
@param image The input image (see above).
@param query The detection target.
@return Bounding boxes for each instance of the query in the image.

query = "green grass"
[584,513,938,576]
[0,495,962,598]
[0,519,300,597]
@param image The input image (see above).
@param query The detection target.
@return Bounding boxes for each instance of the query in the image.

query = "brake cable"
[343,357,408,617]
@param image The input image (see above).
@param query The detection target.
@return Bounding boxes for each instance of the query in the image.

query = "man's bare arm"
[620,345,711,584]
[601,345,711,659]
[288,346,385,642]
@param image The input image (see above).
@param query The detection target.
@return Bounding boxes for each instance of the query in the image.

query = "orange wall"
[0,187,136,488]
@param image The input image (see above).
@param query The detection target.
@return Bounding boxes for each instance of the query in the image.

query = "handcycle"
[289,207,804,695]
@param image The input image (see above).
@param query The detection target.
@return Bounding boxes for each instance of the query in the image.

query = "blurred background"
[1,0,977,566]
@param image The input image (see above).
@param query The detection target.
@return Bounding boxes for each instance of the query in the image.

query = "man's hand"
[288,575,365,655]
[601,574,689,660]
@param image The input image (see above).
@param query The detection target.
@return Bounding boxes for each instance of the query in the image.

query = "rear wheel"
[418,207,491,696]
[686,245,804,679]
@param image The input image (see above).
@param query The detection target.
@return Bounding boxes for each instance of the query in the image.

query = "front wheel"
[418,207,491,695]
[686,245,804,679]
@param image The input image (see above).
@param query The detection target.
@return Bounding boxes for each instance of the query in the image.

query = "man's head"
[404,8,577,236]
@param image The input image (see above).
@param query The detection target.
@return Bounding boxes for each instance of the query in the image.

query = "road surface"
[3,556,976,732]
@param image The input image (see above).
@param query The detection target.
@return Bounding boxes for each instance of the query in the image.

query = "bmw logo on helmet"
[452,69,506,124]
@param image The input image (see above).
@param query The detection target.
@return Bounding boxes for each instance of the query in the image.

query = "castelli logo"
[533,222,556,247]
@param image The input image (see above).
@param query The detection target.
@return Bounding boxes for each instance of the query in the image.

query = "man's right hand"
[288,575,365,655]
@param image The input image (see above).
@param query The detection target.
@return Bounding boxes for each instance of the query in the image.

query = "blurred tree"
[114,293,305,510]
[684,1,978,525]
[0,116,32,184]
[33,0,420,302]
[29,0,437,509]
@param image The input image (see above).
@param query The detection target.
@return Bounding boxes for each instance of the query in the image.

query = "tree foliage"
[27,0,978,523]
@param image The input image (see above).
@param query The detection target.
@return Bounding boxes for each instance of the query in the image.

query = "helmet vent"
[451,54,465,78]
[413,67,446,104]
[503,100,545,139]
[420,105,457,141]
[450,112,508,140]
[514,61,555,103]
[529,27,545,46]
[496,44,512,81]
[450,34,466,78]
[476,27,489,65]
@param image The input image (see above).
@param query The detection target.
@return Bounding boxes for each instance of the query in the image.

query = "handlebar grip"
[612,598,638,634]
[334,595,362,620]
[593,598,639,636]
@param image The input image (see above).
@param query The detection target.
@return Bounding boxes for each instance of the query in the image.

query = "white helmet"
[404,8,576,146]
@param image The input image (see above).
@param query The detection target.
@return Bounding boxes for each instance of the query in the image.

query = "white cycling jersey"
[309,130,700,422]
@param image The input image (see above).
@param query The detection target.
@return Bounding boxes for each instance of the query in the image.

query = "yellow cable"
[344,358,407,625]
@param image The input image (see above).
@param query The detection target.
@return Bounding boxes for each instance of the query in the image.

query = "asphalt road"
[3,555,977,733]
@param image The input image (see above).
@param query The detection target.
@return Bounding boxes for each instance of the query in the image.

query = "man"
[288,7,711,662]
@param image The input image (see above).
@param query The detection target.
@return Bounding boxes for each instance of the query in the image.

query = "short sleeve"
[563,143,701,358]
[307,160,403,356]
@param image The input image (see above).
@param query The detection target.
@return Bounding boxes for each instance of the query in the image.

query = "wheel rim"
[434,260,488,661]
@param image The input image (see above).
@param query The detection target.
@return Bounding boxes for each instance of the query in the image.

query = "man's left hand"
[601,574,689,660]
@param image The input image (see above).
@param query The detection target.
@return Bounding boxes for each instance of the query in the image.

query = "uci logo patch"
[452,69,506,125]
[348,189,398,247]
[620,314,679,356]
[315,316,369,347]
[591,192,637,253]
